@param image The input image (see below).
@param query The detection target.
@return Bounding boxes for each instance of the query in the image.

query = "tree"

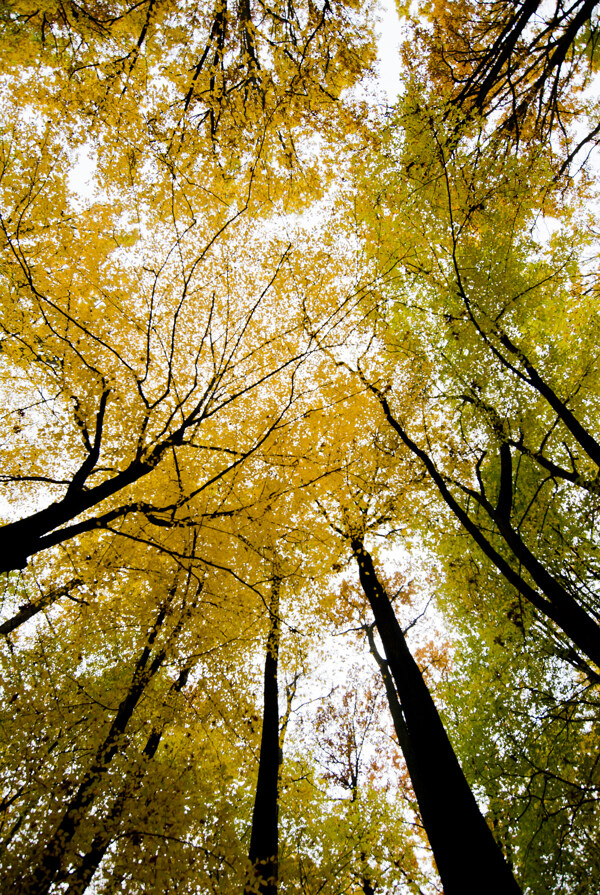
[3,1,600,892]
[2,0,376,209]
[0,0,377,578]
[353,81,600,671]
[302,417,521,891]
[0,533,276,892]
[0,576,82,635]
[438,573,600,894]
[346,528,521,894]
[409,0,600,158]
[9,557,202,894]
[0,201,311,574]
[247,575,282,895]
[307,671,428,894]
[341,8,600,883]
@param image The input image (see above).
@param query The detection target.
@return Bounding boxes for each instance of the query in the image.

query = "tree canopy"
[1,1,600,893]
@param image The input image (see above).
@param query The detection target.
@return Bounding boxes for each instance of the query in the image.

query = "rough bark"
[246,578,281,895]
[352,536,522,895]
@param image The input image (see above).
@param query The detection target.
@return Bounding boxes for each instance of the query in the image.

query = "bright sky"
[375,0,404,102]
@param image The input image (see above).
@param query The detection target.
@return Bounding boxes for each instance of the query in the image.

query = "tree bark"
[456,0,541,113]
[0,457,154,572]
[371,385,600,670]
[246,578,281,895]
[351,535,522,895]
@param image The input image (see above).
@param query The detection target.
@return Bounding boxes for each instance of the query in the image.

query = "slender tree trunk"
[365,625,414,770]
[457,0,541,112]
[246,578,281,895]
[0,578,82,636]
[62,661,194,895]
[19,604,170,895]
[372,386,600,670]
[351,535,522,895]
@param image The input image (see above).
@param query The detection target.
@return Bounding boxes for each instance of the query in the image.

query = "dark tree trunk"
[246,578,281,895]
[361,876,375,895]
[455,0,541,112]
[0,578,82,636]
[0,457,154,573]
[365,625,415,772]
[0,354,293,574]
[372,386,600,671]
[352,536,522,895]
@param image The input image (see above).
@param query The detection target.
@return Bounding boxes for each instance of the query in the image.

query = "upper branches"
[0,191,324,572]
[352,87,600,673]
[0,0,377,211]
[407,0,600,163]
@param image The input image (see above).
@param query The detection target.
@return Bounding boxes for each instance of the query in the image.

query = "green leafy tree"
[354,84,600,668]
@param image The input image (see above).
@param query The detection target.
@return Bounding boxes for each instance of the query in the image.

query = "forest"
[1,0,599,892]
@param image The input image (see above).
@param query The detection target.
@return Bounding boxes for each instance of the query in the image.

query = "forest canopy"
[1,1,600,893]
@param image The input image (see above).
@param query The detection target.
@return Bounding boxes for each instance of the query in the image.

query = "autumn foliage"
[1,1,600,893]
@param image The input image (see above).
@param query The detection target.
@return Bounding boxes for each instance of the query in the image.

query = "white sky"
[375,0,404,102]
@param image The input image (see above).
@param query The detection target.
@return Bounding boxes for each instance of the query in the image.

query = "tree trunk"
[0,578,82,636]
[19,604,169,895]
[246,578,281,895]
[62,661,193,895]
[0,457,153,573]
[372,386,600,670]
[351,536,522,895]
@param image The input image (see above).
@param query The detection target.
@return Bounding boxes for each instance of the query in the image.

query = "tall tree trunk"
[62,661,194,895]
[371,385,600,670]
[19,604,170,895]
[351,535,522,895]
[246,578,281,895]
